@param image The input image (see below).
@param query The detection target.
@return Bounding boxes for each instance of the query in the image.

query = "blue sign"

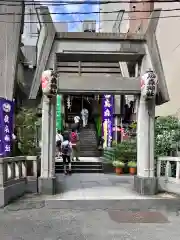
[102,95,114,148]
[0,98,14,157]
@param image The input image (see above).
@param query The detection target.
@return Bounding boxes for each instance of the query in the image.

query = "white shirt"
[56,133,63,142]
[81,108,88,116]
[74,116,80,123]
[12,133,16,140]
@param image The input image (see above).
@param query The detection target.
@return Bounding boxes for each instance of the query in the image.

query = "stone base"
[103,162,114,173]
[26,176,38,193]
[134,175,157,195]
[38,177,56,195]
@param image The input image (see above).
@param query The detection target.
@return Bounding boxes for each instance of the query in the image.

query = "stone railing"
[0,156,38,207]
[157,156,180,194]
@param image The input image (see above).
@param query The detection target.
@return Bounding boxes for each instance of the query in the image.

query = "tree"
[15,107,38,155]
[155,116,180,156]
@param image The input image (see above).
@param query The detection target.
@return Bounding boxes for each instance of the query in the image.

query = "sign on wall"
[0,98,14,157]
[102,95,114,148]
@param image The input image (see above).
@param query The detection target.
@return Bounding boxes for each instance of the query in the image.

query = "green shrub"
[112,160,125,168]
[15,107,39,156]
[114,140,137,162]
[155,116,180,157]
[127,161,137,168]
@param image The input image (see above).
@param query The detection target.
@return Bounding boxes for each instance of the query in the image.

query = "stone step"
[79,135,97,139]
[79,154,100,157]
[80,144,97,147]
[79,150,100,154]
[56,164,102,170]
[80,145,97,148]
[55,160,103,173]
[55,168,103,173]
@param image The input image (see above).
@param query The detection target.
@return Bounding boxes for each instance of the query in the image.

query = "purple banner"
[0,98,14,157]
[102,95,114,148]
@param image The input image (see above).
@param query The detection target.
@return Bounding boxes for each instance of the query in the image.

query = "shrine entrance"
[64,94,97,124]
[37,31,169,197]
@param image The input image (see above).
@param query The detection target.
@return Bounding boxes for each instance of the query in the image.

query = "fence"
[0,156,38,207]
[157,156,180,194]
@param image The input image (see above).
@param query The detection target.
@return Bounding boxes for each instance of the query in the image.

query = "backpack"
[70,132,78,144]
[61,142,70,155]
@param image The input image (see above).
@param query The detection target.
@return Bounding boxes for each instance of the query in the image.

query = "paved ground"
[2,200,180,239]
[54,174,143,200]
[54,174,176,200]
[1,173,180,239]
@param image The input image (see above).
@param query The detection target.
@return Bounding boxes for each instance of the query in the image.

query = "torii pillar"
[134,95,157,195]
[134,9,169,195]
[38,69,58,194]
[38,97,57,194]
[134,46,158,195]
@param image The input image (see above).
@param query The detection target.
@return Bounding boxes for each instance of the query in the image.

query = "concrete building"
[100,0,180,117]
[99,1,129,33]
[153,2,180,117]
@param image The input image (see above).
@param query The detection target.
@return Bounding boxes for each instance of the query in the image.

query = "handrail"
[157,156,180,182]
[0,156,38,187]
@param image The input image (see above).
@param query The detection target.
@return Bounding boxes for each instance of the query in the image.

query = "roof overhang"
[55,32,146,62]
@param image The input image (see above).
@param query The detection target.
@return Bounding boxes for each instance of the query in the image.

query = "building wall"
[0,2,24,100]
[99,1,129,33]
[128,0,154,33]
[128,1,180,116]
[22,0,40,46]
[154,3,180,116]
[17,63,25,86]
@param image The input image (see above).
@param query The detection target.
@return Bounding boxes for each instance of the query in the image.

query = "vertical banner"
[0,98,14,157]
[102,95,114,148]
[56,95,61,131]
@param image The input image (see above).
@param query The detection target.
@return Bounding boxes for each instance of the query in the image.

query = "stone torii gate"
[35,12,169,196]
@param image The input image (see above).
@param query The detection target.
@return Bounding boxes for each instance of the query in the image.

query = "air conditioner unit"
[82,20,96,32]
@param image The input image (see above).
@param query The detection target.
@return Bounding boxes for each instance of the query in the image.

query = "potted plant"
[127,161,137,175]
[112,160,125,175]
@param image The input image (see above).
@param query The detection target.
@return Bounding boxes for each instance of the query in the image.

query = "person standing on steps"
[73,115,81,133]
[70,129,80,161]
[74,115,80,124]
[56,130,63,158]
[81,108,89,127]
[61,135,72,175]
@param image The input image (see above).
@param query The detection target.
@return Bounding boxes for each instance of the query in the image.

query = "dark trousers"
[62,155,71,164]
[62,155,71,172]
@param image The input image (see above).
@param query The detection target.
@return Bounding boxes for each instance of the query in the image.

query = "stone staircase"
[55,158,103,173]
[79,123,100,157]
[55,123,102,173]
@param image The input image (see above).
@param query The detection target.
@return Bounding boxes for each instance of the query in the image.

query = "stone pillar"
[38,95,56,194]
[134,96,157,195]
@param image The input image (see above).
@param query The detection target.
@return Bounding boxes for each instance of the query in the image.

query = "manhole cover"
[108,210,169,223]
